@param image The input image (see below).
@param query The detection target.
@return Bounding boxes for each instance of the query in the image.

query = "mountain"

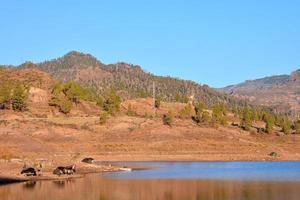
[27,51,245,107]
[220,69,300,115]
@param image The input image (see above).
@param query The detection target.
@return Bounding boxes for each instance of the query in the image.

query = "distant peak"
[64,51,90,58]
[59,51,103,66]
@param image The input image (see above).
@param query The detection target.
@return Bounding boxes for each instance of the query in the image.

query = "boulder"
[269,152,278,157]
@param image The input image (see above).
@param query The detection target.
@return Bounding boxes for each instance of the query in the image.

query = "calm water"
[1,161,300,200]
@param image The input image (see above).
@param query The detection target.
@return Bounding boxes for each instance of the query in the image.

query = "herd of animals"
[20,157,94,177]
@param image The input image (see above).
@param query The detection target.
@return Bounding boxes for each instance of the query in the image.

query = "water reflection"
[1,175,300,200]
[23,181,36,190]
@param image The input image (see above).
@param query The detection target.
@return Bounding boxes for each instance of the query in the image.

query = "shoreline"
[0,161,123,185]
[1,158,300,186]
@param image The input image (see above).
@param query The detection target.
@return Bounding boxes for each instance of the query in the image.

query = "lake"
[1,161,300,200]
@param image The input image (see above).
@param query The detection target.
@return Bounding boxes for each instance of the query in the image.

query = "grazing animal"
[81,157,94,164]
[21,168,37,176]
[64,165,76,175]
[53,165,76,176]
[53,167,65,176]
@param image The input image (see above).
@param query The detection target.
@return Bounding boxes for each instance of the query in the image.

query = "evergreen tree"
[282,117,291,134]
[232,106,238,117]
[212,103,227,125]
[194,101,205,115]
[48,81,62,107]
[99,111,108,124]
[11,84,28,111]
[0,82,12,109]
[155,96,161,109]
[250,109,259,121]
[179,103,192,119]
[241,107,251,131]
[127,103,136,116]
[201,111,211,123]
[103,89,121,115]
[96,96,104,108]
[63,81,83,103]
[163,110,174,126]
[295,120,300,134]
[59,99,72,114]
[264,113,274,134]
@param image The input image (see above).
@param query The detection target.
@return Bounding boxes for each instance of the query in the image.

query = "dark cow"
[53,165,76,176]
[64,165,76,175]
[81,157,94,164]
[21,168,37,176]
[53,167,65,176]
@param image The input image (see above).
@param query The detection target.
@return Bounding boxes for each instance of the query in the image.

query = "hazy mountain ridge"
[220,69,300,115]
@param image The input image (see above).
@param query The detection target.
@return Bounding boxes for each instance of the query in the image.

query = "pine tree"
[59,99,72,114]
[201,111,211,123]
[0,82,12,109]
[295,120,300,134]
[194,101,205,115]
[99,111,108,124]
[282,117,291,134]
[155,96,161,109]
[96,96,104,108]
[49,82,62,107]
[212,103,227,126]
[232,106,238,117]
[241,107,251,131]
[63,81,83,103]
[250,109,259,122]
[103,89,121,115]
[264,113,274,134]
[11,84,28,111]
[179,103,192,119]
[163,110,174,126]
[127,103,136,116]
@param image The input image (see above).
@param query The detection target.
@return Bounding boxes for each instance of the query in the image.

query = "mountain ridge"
[220,69,300,115]
[21,51,246,108]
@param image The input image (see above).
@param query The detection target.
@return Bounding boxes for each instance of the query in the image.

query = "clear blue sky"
[1,0,300,87]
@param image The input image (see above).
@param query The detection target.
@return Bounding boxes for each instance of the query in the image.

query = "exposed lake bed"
[1,161,300,200]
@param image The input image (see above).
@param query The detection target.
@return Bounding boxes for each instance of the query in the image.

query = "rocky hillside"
[220,69,300,116]
[30,51,245,107]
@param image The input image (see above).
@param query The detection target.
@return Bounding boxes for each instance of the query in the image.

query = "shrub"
[155,96,161,109]
[163,110,174,126]
[11,84,28,111]
[179,103,192,119]
[63,81,83,103]
[282,117,291,134]
[59,99,72,114]
[127,103,136,116]
[241,107,251,131]
[96,96,104,108]
[99,111,108,124]
[49,81,62,107]
[295,120,300,134]
[194,110,211,124]
[250,109,259,121]
[232,106,238,117]
[212,103,227,126]
[103,90,121,115]
[194,101,205,115]
[265,116,274,134]
[51,81,62,96]
[48,96,60,107]
[0,82,12,109]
